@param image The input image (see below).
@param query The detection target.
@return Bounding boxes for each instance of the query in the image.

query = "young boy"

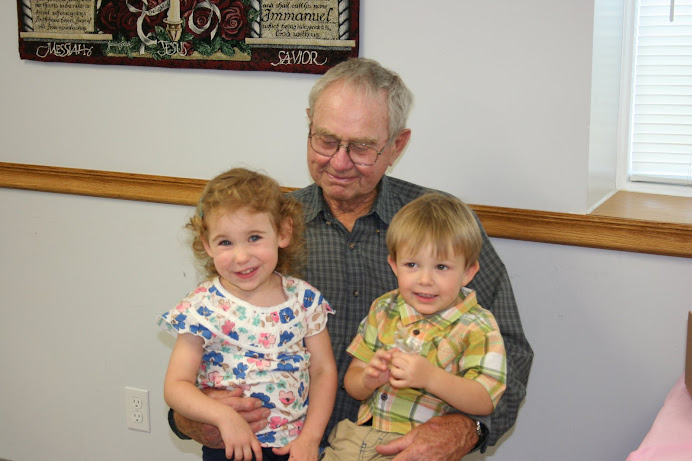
[321,193,507,460]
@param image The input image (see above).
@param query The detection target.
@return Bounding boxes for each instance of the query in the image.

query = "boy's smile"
[388,245,479,316]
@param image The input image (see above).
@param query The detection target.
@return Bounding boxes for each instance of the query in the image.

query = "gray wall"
[2,1,691,461]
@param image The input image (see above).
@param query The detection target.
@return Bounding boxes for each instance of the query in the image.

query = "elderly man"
[171,58,533,460]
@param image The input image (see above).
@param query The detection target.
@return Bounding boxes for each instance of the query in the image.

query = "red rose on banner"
[117,6,140,38]
[214,0,232,11]
[220,1,246,40]
[97,1,121,34]
[144,0,167,30]
[183,5,218,39]
[180,0,198,15]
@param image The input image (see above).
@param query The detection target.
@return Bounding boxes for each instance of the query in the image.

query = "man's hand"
[376,413,478,461]
[172,388,270,448]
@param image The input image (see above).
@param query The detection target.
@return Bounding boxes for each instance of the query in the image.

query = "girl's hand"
[388,350,434,390]
[272,434,320,461]
[219,412,263,461]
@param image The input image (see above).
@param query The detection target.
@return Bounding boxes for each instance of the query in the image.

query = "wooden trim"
[2,162,691,258]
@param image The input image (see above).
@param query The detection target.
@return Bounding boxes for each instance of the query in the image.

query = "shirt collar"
[300,176,396,224]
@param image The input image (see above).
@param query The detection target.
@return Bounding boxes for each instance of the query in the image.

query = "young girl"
[158,168,337,461]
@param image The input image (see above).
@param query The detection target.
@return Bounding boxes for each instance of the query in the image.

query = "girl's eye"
[219,240,232,246]
[249,235,261,242]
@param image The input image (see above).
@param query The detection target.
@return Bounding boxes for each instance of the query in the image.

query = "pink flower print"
[247,357,271,370]
[194,287,208,294]
[270,311,280,323]
[288,420,303,437]
[258,333,276,348]
[269,416,289,429]
[221,320,236,336]
[201,371,223,388]
[218,300,231,312]
[175,301,191,313]
[279,390,295,406]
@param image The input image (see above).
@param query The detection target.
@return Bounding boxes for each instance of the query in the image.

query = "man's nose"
[329,144,355,169]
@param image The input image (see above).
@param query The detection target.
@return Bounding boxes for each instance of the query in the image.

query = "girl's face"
[202,207,291,305]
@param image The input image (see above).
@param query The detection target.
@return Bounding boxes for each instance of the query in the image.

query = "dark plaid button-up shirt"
[291,176,533,451]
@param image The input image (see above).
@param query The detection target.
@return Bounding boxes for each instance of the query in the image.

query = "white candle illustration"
[165,0,183,41]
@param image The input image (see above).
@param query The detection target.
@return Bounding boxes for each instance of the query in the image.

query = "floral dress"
[158,274,333,447]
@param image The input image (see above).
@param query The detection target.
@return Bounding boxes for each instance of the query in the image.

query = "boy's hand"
[389,350,433,390]
[363,349,393,391]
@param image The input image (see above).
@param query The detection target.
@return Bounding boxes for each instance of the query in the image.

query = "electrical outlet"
[124,386,150,432]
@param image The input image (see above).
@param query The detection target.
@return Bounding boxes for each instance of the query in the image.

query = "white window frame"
[617,0,692,198]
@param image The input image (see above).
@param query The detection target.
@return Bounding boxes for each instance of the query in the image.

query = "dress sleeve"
[301,281,334,337]
[157,295,215,347]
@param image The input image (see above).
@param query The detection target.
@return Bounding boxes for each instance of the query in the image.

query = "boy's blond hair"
[386,193,482,269]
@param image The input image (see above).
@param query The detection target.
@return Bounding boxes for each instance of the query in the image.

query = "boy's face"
[388,244,479,316]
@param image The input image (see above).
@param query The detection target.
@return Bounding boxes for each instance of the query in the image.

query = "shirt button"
[353,290,360,297]
[349,242,356,249]
[326,221,332,226]
[413,329,420,335]
[380,394,388,401]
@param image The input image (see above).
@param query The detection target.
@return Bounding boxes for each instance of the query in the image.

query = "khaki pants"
[320,419,402,461]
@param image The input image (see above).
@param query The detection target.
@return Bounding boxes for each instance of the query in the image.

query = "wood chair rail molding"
[2,162,691,259]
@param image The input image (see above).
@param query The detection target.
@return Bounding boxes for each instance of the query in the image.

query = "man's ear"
[387,254,398,277]
[462,260,480,287]
[388,129,412,166]
[278,218,293,248]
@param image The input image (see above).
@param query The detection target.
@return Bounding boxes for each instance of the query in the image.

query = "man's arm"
[168,388,271,448]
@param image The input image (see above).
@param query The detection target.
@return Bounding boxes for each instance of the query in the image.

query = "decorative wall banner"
[16,0,359,74]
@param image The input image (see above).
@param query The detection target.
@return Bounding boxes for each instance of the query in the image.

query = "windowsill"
[1,162,691,259]
[591,191,692,225]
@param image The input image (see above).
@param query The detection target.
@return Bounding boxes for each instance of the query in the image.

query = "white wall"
[5,0,605,214]
[2,1,692,461]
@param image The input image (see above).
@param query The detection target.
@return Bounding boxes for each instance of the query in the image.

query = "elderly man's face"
[307,81,409,208]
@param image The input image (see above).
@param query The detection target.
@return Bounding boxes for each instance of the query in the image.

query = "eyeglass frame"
[308,131,393,167]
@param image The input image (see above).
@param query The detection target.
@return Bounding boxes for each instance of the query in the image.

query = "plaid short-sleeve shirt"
[347,288,507,435]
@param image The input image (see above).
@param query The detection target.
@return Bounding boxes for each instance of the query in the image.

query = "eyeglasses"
[308,133,389,166]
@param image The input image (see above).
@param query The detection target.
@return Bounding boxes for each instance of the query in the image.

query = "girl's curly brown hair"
[187,168,305,279]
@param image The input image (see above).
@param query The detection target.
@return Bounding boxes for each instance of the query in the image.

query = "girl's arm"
[164,333,262,460]
[274,328,337,460]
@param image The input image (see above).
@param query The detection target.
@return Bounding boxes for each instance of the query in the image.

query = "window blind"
[629,0,692,186]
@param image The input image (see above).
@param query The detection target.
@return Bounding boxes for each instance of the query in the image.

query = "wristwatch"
[474,420,488,451]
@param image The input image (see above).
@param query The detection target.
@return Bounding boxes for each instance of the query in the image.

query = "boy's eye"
[404,262,417,268]
[249,235,262,242]
[436,264,449,271]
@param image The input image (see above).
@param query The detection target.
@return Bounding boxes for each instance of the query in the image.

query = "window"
[623,0,692,190]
